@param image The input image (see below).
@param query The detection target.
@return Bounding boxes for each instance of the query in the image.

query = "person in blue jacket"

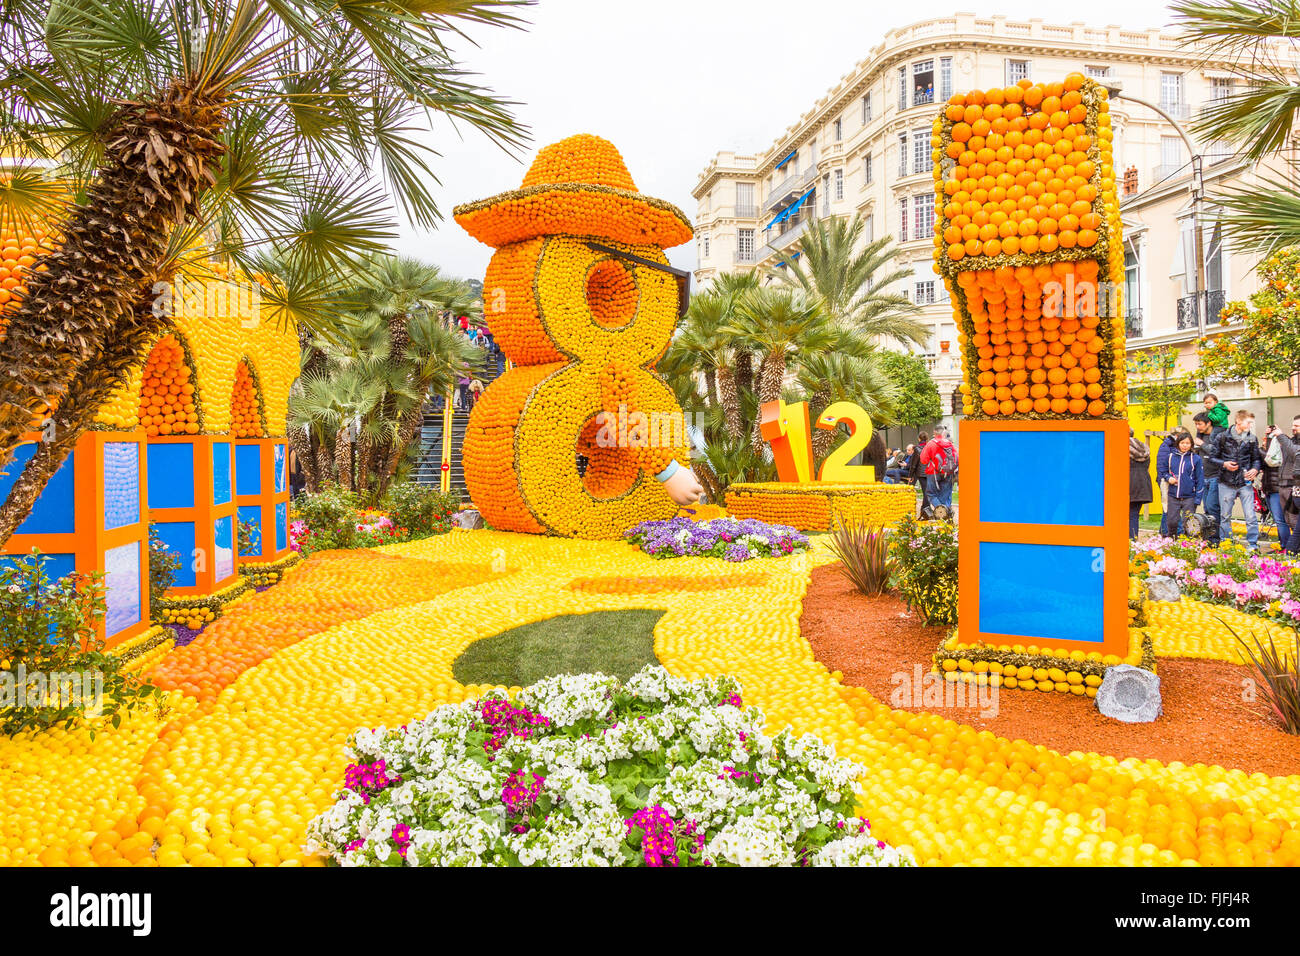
[1163,430,1204,537]
[1154,430,1181,535]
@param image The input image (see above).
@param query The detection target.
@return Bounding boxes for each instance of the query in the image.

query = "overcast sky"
[399,1,1175,282]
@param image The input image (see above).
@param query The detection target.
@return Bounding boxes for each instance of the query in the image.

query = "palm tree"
[1172,0,1300,250]
[288,366,385,493]
[0,0,528,546]
[729,287,836,446]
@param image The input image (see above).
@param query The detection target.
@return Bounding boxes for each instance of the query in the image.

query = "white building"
[691,13,1297,427]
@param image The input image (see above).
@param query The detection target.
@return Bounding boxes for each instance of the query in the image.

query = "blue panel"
[103,441,140,530]
[104,541,141,637]
[275,501,288,552]
[212,442,232,505]
[214,515,234,581]
[0,552,79,643]
[238,505,262,556]
[979,542,1104,643]
[0,442,76,535]
[0,551,77,584]
[155,521,196,588]
[273,443,287,494]
[235,443,262,497]
[147,442,195,510]
[980,431,1105,526]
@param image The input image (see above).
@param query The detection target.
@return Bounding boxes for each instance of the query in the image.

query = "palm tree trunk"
[0,291,168,546]
[0,84,226,473]
[752,352,787,447]
[288,423,316,494]
[335,425,354,492]
[810,387,835,460]
[716,366,744,441]
[356,429,371,496]
[735,351,754,398]
[315,437,335,488]
[382,410,424,494]
[704,367,718,406]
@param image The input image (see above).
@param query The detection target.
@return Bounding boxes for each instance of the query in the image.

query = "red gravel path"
[801,565,1300,778]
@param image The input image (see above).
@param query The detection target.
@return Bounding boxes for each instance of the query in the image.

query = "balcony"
[762,165,818,214]
[1176,290,1227,331]
[735,204,757,219]
[1125,308,1142,338]
[770,217,811,249]
[1158,101,1191,121]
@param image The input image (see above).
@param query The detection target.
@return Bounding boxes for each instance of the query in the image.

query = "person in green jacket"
[1204,392,1230,429]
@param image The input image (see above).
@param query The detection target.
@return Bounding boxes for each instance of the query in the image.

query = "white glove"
[658,461,704,505]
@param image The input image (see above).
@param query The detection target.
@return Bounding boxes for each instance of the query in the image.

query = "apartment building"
[691,13,1298,428]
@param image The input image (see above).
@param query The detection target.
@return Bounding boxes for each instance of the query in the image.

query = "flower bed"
[1134,536,1300,628]
[725,481,914,532]
[624,516,808,561]
[306,667,913,867]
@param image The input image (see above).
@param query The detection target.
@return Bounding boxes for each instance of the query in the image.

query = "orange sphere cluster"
[150,549,506,702]
[726,483,914,532]
[456,134,692,250]
[958,260,1112,417]
[137,335,200,437]
[229,361,263,438]
[461,137,692,539]
[0,220,51,325]
[936,74,1112,263]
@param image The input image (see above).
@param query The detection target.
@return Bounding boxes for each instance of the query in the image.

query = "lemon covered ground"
[2,529,1299,867]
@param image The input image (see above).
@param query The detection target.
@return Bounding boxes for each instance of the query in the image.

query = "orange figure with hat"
[455,134,703,539]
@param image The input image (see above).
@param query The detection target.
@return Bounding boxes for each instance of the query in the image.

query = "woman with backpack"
[1164,429,1204,538]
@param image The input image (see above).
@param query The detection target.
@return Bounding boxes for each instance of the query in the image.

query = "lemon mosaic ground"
[2,529,1298,866]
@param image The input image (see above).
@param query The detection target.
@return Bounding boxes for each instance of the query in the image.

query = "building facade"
[691,13,1298,432]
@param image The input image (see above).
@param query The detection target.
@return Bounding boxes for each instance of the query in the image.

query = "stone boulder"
[1145,575,1181,603]
[453,509,484,530]
[1095,665,1162,723]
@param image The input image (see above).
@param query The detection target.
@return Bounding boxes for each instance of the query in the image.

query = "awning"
[767,187,815,229]
[775,150,797,170]
[774,251,802,269]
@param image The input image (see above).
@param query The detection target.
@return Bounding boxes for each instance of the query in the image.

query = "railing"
[1176,290,1227,331]
[735,204,757,218]
[1125,308,1142,338]
[762,166,817,214]
[1158,101,1191,121]
[770,217,810,249]
[911,89,935,109]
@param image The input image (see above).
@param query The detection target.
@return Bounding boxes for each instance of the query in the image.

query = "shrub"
[291,484,366,554]
[826,517,894,596]
[1226,620,1300,734]
[0,552,166,738]
[147,524,180,610]
[306,667,913,867]
[380,482,459,538]
[889,515,958,626]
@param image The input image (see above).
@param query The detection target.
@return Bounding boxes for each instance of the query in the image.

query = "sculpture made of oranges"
[932,74,1125,420]
[230,359,266,438]
[136,333,202,437]
[455,135,697,539]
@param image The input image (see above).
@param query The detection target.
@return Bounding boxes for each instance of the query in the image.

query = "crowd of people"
[447,313,504,410]
[1129,393,1299,553]
[882,426,960,518]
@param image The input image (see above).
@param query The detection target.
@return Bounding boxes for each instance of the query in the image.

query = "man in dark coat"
[909,431,930,516]
[1192,412,1225,544]
[1207,409,1263,548]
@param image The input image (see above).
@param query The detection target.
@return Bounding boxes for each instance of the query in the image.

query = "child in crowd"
[1203,393,1230,430]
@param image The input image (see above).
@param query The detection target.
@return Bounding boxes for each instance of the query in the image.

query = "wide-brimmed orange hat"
[454,134,693,250]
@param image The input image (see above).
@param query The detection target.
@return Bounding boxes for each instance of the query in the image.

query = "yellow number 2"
[815,401,875,483]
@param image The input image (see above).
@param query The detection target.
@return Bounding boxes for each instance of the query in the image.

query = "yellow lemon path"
[2,529,1298,867]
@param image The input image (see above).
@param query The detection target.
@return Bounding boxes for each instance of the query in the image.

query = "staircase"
[414,344,505,498]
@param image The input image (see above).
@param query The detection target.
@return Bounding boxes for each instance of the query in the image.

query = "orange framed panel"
[1,429,151,649]
[234,437,291,563]
[958,418,1130,658]
[147,435,238,596]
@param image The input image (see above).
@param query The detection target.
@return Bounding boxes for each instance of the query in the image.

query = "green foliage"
[876,351,942,428]
[292,484,367,554]
[147,524,180,609]
[1224,620,1300,734]
[1200,247,1300,386]
[0,552,165,739]
[1129,345,1199,429]
[379,482,460,538]
[452,610,665,687]
[237,519,259,557]
[826,518,895,596]
[888,516,958,626]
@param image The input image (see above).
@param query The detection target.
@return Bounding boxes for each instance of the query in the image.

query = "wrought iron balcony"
[1125,308,1142,338]
[1176,290,1227,331]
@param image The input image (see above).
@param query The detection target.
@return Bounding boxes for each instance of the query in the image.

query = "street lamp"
[1103,81,1207,339]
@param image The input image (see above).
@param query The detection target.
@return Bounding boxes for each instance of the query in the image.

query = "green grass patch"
[452,609,664,687]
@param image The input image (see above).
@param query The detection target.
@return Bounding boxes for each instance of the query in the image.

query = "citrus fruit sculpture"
[455,135,701,539]
[934,75,1134,682]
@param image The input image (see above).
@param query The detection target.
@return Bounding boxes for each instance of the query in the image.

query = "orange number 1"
[759,399,815,482]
